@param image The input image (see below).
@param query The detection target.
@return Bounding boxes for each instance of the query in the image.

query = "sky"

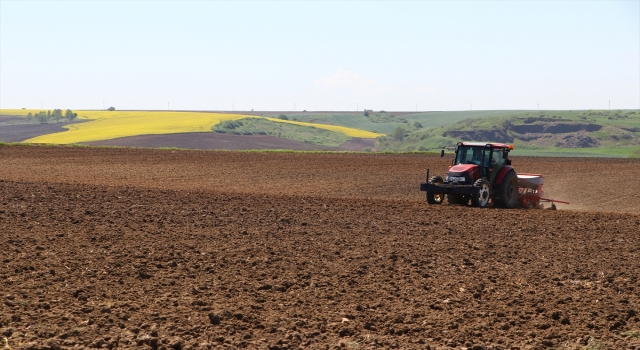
[1,0,639,112]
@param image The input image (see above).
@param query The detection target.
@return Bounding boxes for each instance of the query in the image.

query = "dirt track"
[83,134,376,152]
[1,146,639,349]
[0,122,87,143]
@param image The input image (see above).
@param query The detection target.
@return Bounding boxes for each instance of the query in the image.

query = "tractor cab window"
[491,149,505,168]
[455,146,491,167]
[483,149,491,167]
[489,148,507,183]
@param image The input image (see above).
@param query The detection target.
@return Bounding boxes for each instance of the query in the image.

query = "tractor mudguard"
[493,166,514,185]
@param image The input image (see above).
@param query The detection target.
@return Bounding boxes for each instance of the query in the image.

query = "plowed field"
[1,146,639,350]
[82,134,376,152]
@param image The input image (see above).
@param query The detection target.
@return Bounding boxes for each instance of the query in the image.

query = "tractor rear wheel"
[426,175,445,204]
[471,179,491,207]
[494,170,518,208]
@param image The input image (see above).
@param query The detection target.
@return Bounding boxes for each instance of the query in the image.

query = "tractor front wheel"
[471,179,491,207]
[426,175,445,204]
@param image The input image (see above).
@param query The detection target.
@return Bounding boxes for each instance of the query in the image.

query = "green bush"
[391,127,406,141]
[219,120,244,129]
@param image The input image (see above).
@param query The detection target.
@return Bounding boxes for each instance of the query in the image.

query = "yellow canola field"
[1,110,383,144]
[1,109,36,116]
[20,110,247,144]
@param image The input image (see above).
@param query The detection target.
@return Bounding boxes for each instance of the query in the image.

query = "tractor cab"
[447,142,513,184]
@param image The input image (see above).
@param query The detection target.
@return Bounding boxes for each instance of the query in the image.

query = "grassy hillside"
[213,118,350,147]
[375,109,640,157]
[258,112,407,134]
[258,110,519,134]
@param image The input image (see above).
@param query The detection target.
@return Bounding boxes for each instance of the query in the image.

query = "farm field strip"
[262,116,383,138]
[1,146,639,213]
[0,110,381,144]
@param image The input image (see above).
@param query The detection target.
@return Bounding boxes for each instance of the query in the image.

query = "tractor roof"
[459,141,513,149]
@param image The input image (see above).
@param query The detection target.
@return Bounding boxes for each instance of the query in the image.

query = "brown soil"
[83,133,335,151]
[336,138,376,151]
[0,115,23,123]
[1,146,639,349]
[0,122,87,143]
[84,134,375,151]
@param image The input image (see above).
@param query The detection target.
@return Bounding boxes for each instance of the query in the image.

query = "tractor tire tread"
[495,170,518,209]
[426,175,444,205]
[471,179,491,208]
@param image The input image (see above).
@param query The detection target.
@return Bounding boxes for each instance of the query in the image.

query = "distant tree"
[413,121,423,129]
[52,109,63,123]
[278,114,289,120]
[107,107,115,111]
[363,110,369,117]
[26,112,34,122]
[391,127,406,141]
[65,109,78,121]
[36,111,49,123]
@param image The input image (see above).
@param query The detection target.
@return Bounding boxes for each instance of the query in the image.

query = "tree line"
[26,109,78,124]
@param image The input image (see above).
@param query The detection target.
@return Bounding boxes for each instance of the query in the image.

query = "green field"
[213,118,350,147]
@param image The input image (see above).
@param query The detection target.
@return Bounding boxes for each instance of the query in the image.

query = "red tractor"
[421,142,519,208]
[420,142,569,208]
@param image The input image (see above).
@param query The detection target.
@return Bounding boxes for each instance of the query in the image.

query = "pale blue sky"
[1,1,638,111]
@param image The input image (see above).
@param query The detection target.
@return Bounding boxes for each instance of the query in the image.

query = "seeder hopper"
[516,173,570,209]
